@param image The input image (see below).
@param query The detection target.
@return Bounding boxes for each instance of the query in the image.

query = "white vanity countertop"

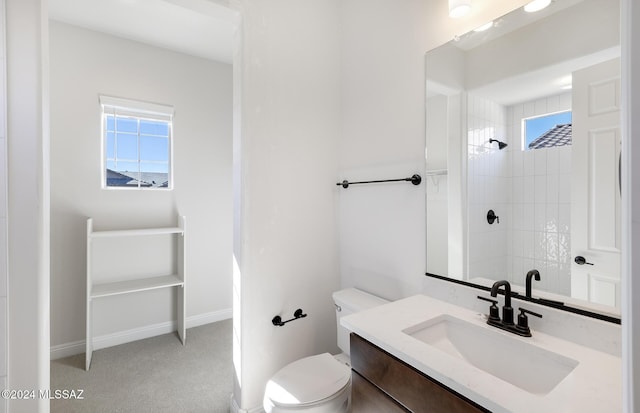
[341,294,621,413]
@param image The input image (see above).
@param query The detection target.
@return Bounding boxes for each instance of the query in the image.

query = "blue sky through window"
[105,114,170,174]
[524,111,572,149]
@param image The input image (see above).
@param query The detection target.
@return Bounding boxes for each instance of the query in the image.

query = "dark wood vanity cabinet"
[350,333,490,413]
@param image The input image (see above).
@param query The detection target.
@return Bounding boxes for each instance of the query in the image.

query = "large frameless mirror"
[425,0,621,320]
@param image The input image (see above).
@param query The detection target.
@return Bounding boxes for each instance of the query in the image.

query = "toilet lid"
[265,353,351,406]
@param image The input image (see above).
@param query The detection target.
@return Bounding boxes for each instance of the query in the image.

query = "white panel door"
[571,58,621,309]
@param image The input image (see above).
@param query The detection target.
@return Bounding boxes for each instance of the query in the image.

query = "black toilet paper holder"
[272,309,307,327]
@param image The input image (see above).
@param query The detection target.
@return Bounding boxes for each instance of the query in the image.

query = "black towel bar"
[336,174,422,189]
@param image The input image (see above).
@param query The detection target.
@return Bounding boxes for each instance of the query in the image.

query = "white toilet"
[263,288,389,413]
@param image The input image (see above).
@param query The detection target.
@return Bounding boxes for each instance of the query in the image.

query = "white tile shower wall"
[507,92,572,294]
[467,94,510,281]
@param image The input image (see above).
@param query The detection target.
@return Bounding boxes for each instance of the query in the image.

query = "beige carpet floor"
[50,319,233,413]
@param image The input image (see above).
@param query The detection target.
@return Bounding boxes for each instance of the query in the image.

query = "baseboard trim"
[51,308,232,360]
[230,394,264,413]
[187,308,232,328]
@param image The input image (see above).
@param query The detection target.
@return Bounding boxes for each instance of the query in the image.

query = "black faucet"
[478,279,543,337]
[524,270,565,306]
[490,280,514,325]
[525,270,540,298]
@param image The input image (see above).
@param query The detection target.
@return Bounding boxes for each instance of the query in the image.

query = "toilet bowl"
[263,288,389,413]
[263,353,351,413]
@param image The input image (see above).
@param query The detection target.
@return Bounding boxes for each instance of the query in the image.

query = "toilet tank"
[333,288,389,356]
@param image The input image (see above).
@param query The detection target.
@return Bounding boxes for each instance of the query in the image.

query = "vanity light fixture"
[524,0,551,13]
[449,0,471,18]
[474,21,494,32]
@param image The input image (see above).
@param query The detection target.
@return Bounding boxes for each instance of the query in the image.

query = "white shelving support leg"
[178,285,185,345]
[86,298,92,371]
[177,215,186,345]
[86,218,93,370]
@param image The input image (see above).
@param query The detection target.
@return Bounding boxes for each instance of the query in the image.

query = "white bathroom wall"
[232,0,342,410]
[6,0,50,411]
[466,94,509,281]
[48,21,233,353]
[339,0,530,302]
[339,0,430,300]
[507,92,572,293]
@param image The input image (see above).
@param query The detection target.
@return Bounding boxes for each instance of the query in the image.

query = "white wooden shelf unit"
[85,216,186,370]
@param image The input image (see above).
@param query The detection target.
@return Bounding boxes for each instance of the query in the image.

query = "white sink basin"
[402,314,579,395]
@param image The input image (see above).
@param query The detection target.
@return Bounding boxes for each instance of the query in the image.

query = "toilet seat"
[264,353,351,408]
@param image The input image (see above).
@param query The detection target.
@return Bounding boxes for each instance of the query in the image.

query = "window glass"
[523,111,572,150]
[101,97,173,189]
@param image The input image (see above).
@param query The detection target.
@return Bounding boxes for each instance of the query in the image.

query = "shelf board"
[90,227,184,238]
[91,274,184,299]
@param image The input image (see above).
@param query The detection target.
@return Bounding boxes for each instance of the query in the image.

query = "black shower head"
[489,139,508,150]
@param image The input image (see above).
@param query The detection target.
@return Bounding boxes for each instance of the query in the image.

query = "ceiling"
[447,0,619,106]
[453,0,584,52]
[48,0,237,63]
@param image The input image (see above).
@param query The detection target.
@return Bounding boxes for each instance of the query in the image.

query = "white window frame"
[100,95,175,190]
